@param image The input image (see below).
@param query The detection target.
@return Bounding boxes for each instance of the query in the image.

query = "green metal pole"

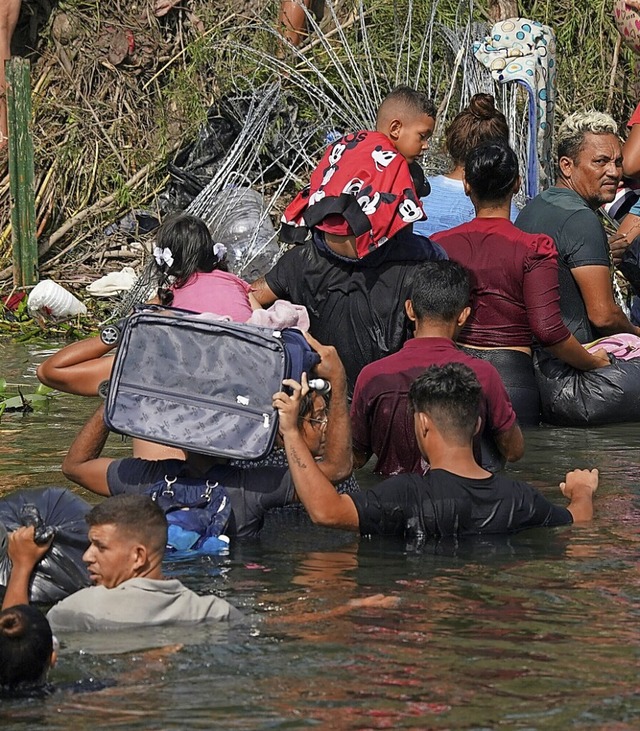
[6,57,38,287]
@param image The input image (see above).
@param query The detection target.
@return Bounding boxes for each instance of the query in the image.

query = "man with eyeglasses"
[61,335,356,539]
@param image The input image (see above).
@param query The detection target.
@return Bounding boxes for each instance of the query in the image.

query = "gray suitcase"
[103,306,319,459]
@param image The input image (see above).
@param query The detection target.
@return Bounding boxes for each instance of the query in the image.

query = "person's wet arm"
[523,248,612,367]
[36,335,115,396]
[2,527,52,609]
[559,468,598,523]
[572,265,640,337]
[61,403,113,496]
[305,333,353,482]
[494,423,524,463]
[274,376,359,530]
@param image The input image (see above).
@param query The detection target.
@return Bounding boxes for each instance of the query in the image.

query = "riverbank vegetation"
[0,0,636,338]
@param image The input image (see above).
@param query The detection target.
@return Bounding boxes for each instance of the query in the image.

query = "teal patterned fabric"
[474,18,557,198]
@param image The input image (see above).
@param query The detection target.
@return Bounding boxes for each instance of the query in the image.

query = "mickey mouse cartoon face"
[329,143,346,166]
[342,178,364,196]
[371,146,397,171]
[398,197,423,223]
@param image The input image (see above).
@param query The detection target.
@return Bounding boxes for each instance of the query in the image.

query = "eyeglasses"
[301,414,328,430]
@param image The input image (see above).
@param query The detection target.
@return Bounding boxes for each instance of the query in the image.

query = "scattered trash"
[2,291,26,311]
[87,267,138,297]
[27,279,87,321]
[158,108,240,214]
[102,210,160,238]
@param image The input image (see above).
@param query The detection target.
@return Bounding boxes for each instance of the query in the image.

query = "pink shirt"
[171,270,252,322]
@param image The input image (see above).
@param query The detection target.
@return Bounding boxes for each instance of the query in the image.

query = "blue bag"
[147,477,231,554]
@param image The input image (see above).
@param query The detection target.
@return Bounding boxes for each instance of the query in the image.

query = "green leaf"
[35,383,53,395]
[0,393,49,411]
[0,378,6,394]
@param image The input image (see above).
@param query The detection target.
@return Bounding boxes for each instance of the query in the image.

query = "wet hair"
[410,260,470,322]
[556,110,618,162]
[87,495,167,555]
[445,93,509,166]
[297,389,328,428]
[409,363,481,443]
[0,605,53,688]
[465,139,519,203]
[154,213,229,306]
[376,85,437,126]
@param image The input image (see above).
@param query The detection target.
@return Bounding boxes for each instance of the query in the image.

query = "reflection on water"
[0,342,639,729]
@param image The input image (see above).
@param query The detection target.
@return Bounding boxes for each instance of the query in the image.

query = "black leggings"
[460,346,540,427]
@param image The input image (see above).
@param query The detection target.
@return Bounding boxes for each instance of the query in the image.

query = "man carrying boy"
[350,260,524,475]
[251,86,446,394]
[273,362,598,539]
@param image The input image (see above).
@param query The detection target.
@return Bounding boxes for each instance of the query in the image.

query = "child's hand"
[272,373,310,435]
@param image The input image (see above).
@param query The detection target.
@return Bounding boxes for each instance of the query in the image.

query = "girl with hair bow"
[152,213,255,322]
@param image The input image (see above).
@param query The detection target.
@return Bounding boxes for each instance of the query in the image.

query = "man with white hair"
[517,110,640,343]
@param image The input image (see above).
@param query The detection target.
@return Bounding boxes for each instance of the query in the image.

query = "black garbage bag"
[534,349,640,426]
[158,109,240,214]
[0,487,91,605]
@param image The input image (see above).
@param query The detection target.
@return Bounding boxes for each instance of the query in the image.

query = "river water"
[1,342,639,729]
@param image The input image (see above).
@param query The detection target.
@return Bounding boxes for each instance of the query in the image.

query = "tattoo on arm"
[290,446,308,470]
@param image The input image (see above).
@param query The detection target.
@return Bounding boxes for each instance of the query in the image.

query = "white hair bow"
[213,242,227,260]
[153,246,174,268]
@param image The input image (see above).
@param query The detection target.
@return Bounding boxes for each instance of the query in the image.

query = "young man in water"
[273,361,598,539]
[251,86,446,394]
[350,260,524,475]
[3,495,241,631]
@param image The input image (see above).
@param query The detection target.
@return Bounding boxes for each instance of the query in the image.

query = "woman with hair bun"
[414,93,519,239]
[432,140,608,426]
[0,604,56,693]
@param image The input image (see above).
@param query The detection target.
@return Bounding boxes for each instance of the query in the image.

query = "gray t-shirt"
[47,577,241,632]
[516,187,611,343]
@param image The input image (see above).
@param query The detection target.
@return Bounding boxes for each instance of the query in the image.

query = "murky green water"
[1,342,639,729]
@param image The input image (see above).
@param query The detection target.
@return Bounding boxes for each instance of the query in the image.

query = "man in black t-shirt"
[252,232,445,395]
[273,361,599,540]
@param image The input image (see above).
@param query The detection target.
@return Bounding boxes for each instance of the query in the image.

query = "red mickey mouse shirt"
[281,131,425,258]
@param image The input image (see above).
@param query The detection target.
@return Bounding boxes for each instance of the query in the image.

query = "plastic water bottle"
[207,187,279,281]
[28,280,87,320]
